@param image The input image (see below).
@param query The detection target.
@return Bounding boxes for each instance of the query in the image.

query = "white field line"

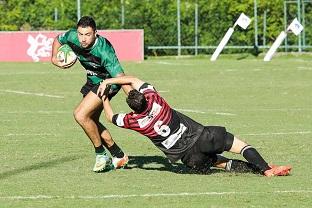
[225,69,237,72]
[154,61,194,66]
[0,71,82,76]
[252,68,263,71]
[246,108,312,112]
[182,108,312,113]
[215,112,236,116]
[241,131,311,136]
[174,108,206,114]
[1,190,312,200]
[297,66,312,71]
[175,108,236,116]
[3,110,70,114]
[0,72,58,76]
[294,59,312,63]
[3,133,56,137]
[171,108,312,115]
[0,90,64,99]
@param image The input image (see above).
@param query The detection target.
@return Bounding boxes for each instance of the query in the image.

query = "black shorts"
[80,79,119,99]
[181,126,234,173]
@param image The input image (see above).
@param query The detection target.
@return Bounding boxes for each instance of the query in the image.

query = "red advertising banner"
[0,30,144,62]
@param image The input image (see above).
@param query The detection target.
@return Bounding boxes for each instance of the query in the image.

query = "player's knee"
[211,127,227,153]
[73,108,87,125]
[224,132,235,151]
[226,136,249,154]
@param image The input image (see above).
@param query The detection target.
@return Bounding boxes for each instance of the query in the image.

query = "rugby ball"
[57,44,77,67]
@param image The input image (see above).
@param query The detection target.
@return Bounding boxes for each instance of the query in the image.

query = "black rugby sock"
[108,143,124,158]
[240,145,270,172]
[95,145,105,154]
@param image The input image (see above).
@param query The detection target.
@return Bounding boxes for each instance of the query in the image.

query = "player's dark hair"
[126,90,147,114]
[77,16,96,31]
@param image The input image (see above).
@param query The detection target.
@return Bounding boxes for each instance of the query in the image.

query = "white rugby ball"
[57,44,77,67]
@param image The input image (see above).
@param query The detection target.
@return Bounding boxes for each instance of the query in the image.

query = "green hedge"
[1,0,310,55]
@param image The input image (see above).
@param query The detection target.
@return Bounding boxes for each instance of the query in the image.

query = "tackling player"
[51,16,130,172]
[97,76,292,176]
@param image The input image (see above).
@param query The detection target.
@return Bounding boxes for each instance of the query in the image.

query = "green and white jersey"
[58,29,124,86]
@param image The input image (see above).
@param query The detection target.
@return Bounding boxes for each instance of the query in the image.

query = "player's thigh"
[198,126,233,154]
[74,91,102,118]
[91,105,103,121]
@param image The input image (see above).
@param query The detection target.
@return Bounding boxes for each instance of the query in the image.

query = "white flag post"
[210,13,251,61]
[287,18,304,36]
[264,18,304,62]
[263,31,287,62]
[210,28,234,61]
[234,12,252,29]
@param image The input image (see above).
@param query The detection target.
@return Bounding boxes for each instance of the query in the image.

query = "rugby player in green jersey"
[51,16,130,172]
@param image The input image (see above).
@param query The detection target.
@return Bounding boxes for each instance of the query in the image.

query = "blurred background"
[0,0,311,56]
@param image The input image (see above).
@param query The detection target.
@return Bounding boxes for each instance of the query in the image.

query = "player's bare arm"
[114,73,133,96]
[97,75,144,96]
[102,97,114,123]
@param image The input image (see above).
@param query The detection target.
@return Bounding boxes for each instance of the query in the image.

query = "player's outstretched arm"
[114,73,133,96]
[97,75,144,97]
[102,96,114,123]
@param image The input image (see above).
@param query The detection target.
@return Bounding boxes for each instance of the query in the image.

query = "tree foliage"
[1,0,310,55]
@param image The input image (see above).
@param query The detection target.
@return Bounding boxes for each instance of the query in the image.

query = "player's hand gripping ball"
[57,44,77,68]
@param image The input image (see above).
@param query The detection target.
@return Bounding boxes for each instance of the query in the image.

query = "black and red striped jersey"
[112,83,205,162]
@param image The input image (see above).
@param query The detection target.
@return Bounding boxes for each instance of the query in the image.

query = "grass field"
[0,55,311,207]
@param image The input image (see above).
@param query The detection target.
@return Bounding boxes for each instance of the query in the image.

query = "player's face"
[77,26,97,48]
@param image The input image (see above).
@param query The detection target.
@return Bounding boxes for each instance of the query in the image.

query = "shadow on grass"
[125,155,223,175]
[0,155,80,180]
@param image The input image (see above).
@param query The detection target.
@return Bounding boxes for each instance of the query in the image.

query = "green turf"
[0,56,311,207]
